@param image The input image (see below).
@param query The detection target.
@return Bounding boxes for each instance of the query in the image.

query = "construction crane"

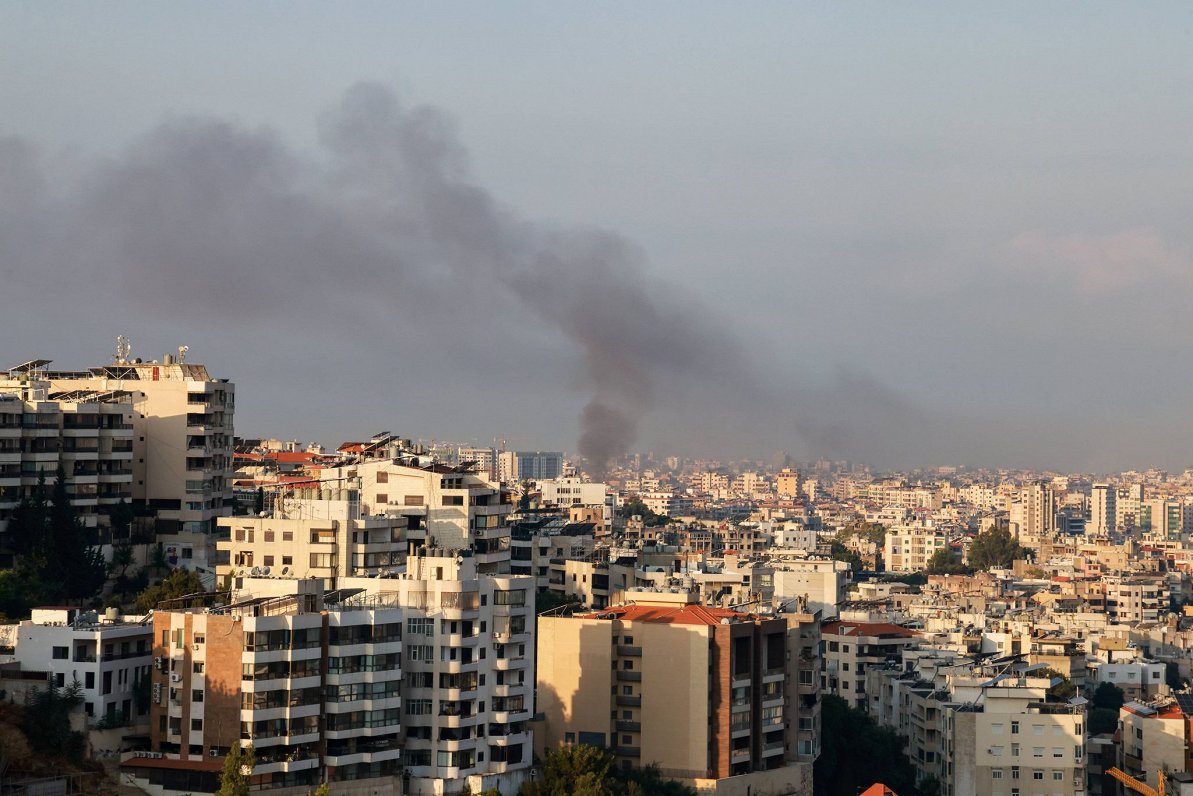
[1107,767,1166,796]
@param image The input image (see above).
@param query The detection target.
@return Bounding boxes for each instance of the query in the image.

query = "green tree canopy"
[815,695,917,796]
[215,743,255,796]
[924,547,973,575]
[135,568,209,613]
[1091,682,1125,712]
[520,746,696,796]
[618,497,671,527]
[966,526,1030,570]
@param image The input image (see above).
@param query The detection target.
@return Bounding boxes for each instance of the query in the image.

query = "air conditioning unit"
[170,674,182,683]
[153,657,164,670]
[209,748,220,758]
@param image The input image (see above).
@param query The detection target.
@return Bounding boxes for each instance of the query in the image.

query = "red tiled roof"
[822,620,918,639]
[582,603,757,626]
[860,784,897,796]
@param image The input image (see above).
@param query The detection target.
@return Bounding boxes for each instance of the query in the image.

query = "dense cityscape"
[0,351,1190,796]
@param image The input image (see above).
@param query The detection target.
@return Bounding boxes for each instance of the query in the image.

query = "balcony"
[617,645,642,657]
[615,695,641,707]
[616,746,641,758]
[616,721,641,733]
[616,671,642,682]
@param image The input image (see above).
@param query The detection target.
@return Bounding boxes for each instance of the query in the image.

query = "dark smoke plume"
[1,83,749,472]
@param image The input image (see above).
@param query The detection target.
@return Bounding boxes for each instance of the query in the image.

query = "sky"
[3,3,1193,472]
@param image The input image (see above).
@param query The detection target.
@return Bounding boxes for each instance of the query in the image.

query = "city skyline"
[5,5,1193,471]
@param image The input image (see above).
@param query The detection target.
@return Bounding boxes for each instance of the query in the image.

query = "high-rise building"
[537,590,815,791]
[44,351,235,539]
[0,363,135,563]
[1089,483,1116,536]
[513,451,562,481]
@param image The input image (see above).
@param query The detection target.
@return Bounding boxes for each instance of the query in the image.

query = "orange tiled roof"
[582,603,757,626]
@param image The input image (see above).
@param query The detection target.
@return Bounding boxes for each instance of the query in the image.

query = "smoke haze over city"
[4,4,1193,472]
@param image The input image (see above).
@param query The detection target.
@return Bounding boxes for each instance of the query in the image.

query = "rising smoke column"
[1,83,749,473]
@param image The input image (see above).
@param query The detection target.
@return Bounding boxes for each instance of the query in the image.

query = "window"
[1032,748,1043,758]
[1052,773,1064,781]
[282,531,293,542]
[375,494,388,505]
[1052,748,1063,758]
[1033,772,1044,781]
[993,771,1003,780]
[192,689,204,702]
[52,646,68,660]
[191,718,203,731]
[1011,721,1019,734]
[992,723,1004,734]
[193,662,205,674]
[193,634,205,645]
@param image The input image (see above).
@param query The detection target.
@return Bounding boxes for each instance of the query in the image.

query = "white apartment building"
[319,459,513,574]
[535,477,612,530]
[3,607,153,728]
[1088,484,1115,536]
[44,352,235,538]
[216,489,407,585]
[885,524,950,573]
[770,556,852,619]
[388,551,536,795]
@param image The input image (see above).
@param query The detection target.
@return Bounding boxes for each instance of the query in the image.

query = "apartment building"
[43,351,235,538]
[509,515,596,591]
[943,677,1086,796]
[535,477,612,531]
[131,581,401,794]
[1088,485,1115,537]
[1104,576,1169,624]
[885,525,950,573]
[537,590,808,789]
[771,556,852,619]
[3,607,152,727]
[318,459,512,574]
[216,488,407,585]
[0,365,135,557]
[1117,699,1192,793]
[821,620,920,709]
[389,551,536,794]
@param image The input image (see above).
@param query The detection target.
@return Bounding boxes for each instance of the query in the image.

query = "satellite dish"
[250,567,262,576]
[281,567,291,576]
[261,567,271,576]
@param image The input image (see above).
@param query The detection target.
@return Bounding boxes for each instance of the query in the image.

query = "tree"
[135,568,208,612]
[829,540,863,571]
[966,526,1029,570]
[1088,707,1119,735]
[519,747,697,796]
[312,784,330,796]
[617,497,670,527]
[1036,668,1077,702]
[1091,682,1124,712]
[215,743,255,796]
[22,680,86,762]
[924,547,972,576]
[815,695,917,796]
[520,744,615,796]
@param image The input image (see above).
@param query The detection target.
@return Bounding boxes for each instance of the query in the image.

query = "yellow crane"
[1107,767,1166,796]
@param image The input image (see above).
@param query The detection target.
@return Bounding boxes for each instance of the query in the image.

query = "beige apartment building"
[821,620,920,709]
[43,351,235,537]
[885,524,950,573]
[537,590,815,792]
[319,459,512,574]
[216,489,407,585]
[944,677,1086,796]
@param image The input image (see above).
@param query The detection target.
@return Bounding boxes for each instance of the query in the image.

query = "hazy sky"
[4,3,1193,472]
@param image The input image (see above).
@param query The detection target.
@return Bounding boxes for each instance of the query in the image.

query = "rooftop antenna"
[177,345,188,363]
[115,335,131,365]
